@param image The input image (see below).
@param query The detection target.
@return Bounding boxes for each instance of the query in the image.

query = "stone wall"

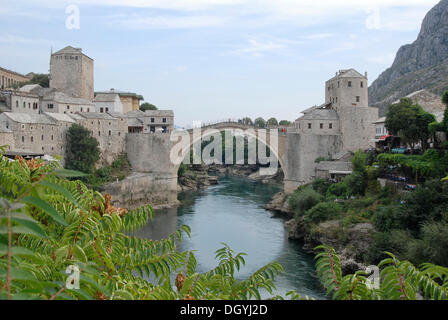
[50,53,94,101]
[284,133,343,193]
[76,116,127,165]
[102,172,178,209]
[0,130,14,151]
[338,106,378,151]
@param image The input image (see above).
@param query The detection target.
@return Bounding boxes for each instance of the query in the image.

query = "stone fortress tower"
[325,69,377,151]
[285,69,378,193]
[49,46,94,100]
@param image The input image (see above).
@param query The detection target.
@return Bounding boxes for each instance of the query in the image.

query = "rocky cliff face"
[369,0,448,115]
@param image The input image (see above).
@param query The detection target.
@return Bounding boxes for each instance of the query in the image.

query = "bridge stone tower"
[284,69,378,193]
[50,46,94,101]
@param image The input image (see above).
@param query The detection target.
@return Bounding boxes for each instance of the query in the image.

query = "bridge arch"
[172,122,287,178]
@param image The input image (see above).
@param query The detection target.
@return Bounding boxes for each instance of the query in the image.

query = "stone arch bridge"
[105,120,342,207]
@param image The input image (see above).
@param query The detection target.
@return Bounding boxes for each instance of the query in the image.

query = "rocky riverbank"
[178,164,219,191]
[266,192,374,274]
[178,164,284,191]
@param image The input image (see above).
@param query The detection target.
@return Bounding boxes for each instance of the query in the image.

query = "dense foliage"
[65,124,100,174]
[0,151,291,300]
[385,98,436,149]
[139,103,158,111]
[315,245,448,300]
[12,74,50,89]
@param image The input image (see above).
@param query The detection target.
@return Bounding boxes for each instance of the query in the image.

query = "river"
[133,175,326,299]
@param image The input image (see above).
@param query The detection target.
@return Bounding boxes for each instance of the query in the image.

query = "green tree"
[12,73,49,89]
[140,102,158,111]
[242,117,253,125]
[279,120,291,126]
[266,118,278,126]
[254,117,266,128]
[385,98,435,149]
[288,187,322,219]
[65,124,100,174]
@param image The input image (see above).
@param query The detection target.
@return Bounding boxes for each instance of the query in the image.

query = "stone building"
[0,67,32,90]
[93,92,123,113]
[285,69,378,192]
[50,46,94,101]
[95,89,143,113]
[41,91,94,114]
[0,127,14,151]
[316,161,353,181]
[2,90,40,114]
[73,112,128,165]
[0,113,62,155]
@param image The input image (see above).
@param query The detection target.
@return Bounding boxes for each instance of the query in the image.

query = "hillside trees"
[385,98,436,150]
[139,103,158,111]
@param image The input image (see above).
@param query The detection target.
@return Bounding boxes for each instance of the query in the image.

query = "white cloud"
[113,14,228,29]
[300,33,335,40]
[229,39,287,57]
[367,53,396,65]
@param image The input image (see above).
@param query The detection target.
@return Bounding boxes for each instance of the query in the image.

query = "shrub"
[373,205,407,232]
[351,150,367,174]
[418,222,448,266]
[367,230,413,264]
[404,179,448,232]
[96,167,111,180]
[305,202,342,224]
[344,172,366,196]
[288,187,323,219]
[326,181,348,198]
[312,178,331,195]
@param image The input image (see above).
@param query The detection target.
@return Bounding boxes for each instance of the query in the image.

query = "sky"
[0,0,440,127]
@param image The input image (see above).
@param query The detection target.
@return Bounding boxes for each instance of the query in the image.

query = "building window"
[16,101,18,108]
[100,107,104,113]
[108,130,111,136]
[98,131,101,136]
[348,81,352,87]
[81,108,83,112]
[106,107,109,112]
[162,126,167,133]
[31,136,34,142]
[151,118,155,123]
[150,126,155,133]
[356,96,360,102]
[118,132,121,136]
[338,81,340,88]
[329,123,333,129]
[163,118,167,123]
[28,103,31,108]
[51,135,53,141]
[308,123,312,129]
[67,105,70,110]
[87,108,90,112]
[361,81,364,88]
[320,123,323,129]
[23,102,26,108]
[21,136,24,142]
[41,135,44,141]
